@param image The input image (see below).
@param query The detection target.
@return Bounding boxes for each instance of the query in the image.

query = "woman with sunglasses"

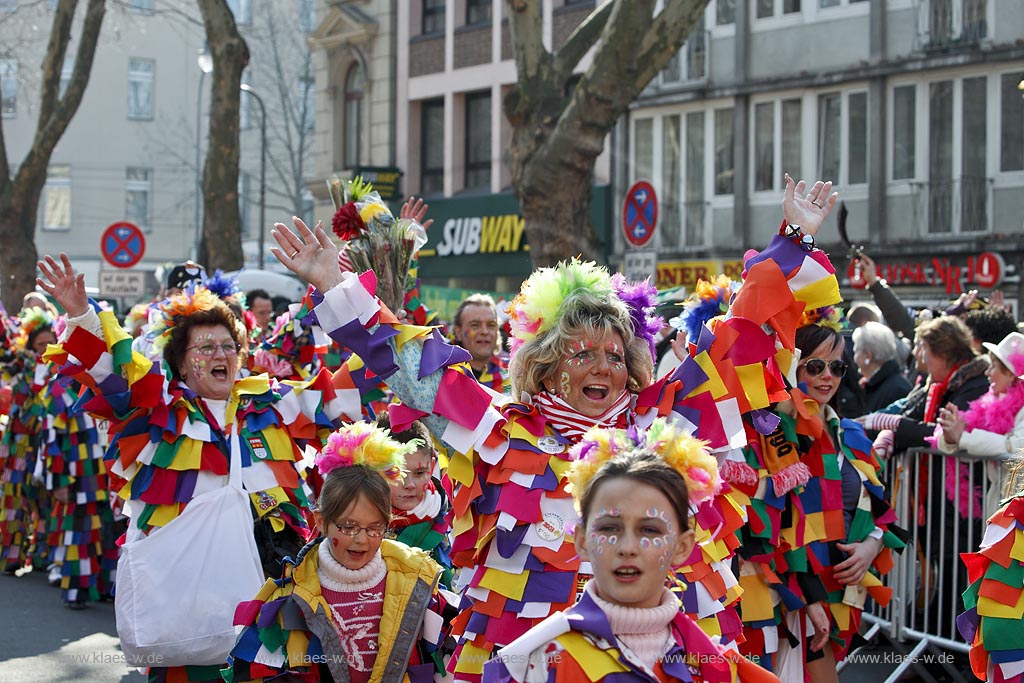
[760,309,904,683]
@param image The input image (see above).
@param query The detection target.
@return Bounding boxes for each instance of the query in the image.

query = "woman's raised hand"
[271,217,344,293]
[400,196,433,232]
[36,253,89,317]
[782,173,838,238]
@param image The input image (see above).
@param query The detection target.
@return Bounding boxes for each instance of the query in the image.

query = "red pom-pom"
[331,202,365,241]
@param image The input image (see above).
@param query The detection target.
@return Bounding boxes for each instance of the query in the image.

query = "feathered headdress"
[671,276,739,344]
[507,258,661,360]
[202,269,245,309]
[145,285,224,351]
[15,306,56,350]
[567,418,721,509]
[799,305,845,333]
[316,421,415,482]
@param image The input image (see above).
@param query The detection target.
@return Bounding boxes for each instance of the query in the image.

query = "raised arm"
[36,253,89,318]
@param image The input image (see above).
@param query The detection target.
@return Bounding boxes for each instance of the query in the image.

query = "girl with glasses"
[224,421,450,683]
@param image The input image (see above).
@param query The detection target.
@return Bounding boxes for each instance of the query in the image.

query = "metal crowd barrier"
[839,446,1015,683]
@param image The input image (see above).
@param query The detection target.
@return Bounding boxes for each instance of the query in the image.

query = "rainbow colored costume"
[959,496,1024,683]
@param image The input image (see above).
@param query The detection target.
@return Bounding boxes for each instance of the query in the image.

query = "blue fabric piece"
[495,525,529,559]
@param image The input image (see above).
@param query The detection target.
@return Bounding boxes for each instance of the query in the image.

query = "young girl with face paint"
[224,421,450,683]
[376,414,454,588]
[484,419,779,683]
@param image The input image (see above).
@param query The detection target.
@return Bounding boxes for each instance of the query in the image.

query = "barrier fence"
[839,446,1015,683]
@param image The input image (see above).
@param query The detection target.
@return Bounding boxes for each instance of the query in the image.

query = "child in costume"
[483,418,778,683]
[376,413,454,588]
[225,421,449,683]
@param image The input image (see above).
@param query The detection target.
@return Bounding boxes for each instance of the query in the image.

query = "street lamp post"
[194,47,213,262]
[241,84,267,269]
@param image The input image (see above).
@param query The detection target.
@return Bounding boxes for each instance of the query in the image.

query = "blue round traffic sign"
[622,181,658,247]
[101,221,146,268]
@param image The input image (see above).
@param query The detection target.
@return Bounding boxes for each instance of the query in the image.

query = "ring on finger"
[812,201,824,208]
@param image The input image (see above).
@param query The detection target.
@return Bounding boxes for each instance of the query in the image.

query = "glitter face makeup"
[578,479,694,608]
[178,325,239,401]
[550,331,629,418]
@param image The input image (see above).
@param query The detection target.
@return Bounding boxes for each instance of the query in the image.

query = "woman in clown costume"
[268,175,843,681]
[35,260,352,683]
[0,306,58,575]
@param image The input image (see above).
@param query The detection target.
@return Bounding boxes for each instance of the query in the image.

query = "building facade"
[621,0,1024,312]
[1,0,316,302]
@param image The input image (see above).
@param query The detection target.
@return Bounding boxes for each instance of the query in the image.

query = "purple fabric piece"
[495,524,530,559]
[476,481,501,515]
[530,466,559,492]
[519,570,576,603]
[96,372,130,396]
[466,610,490,635]
[524,554,545,572]
[750,408,782,435]
[173,469,198,503]
[481,659,515,683]
[419,328,472,379]
[257,597,286,628]
[673,356,709,397]
[679,577,699,614]
[745,235,804,277]
[327,318,399,379]
[564,590,617,645]
[673,402,703,431]
[956,606,979,643]
[406,662,435,683]
[696,322,716,356]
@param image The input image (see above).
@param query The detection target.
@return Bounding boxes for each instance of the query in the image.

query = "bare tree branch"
[551,1,613,82]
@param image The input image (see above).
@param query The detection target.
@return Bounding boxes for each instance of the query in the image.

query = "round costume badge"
[537,436,564,454]
[536,512,564,542]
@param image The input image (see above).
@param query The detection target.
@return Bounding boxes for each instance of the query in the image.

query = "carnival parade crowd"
[2,175,1023,683]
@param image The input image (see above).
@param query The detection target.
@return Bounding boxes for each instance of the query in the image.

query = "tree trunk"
[504,0,708,268]
[198,0,249,272]
[0,0,105,313]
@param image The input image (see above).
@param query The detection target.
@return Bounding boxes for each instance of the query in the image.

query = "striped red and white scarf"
[532,390,633,442]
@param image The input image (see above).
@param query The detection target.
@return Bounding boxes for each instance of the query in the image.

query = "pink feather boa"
[935,380,1024,518]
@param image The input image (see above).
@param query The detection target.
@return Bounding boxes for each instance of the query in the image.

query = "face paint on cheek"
[559,371,571,397]
[331,537,338,547]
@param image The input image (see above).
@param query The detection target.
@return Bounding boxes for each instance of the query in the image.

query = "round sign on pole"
[100,221,146,269]
[622,181,658,248]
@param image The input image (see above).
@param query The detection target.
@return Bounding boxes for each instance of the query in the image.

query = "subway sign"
[432,214,528,256]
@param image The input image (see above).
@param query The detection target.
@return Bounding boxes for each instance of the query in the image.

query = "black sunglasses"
[800,358,848,377]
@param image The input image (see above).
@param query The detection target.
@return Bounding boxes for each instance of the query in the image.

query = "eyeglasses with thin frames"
[187,342,240,357]
[799,358,848,378]
[332,522,388,539]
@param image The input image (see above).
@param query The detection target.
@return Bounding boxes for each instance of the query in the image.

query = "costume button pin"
[536,512,564,541]
[537,436,564,454]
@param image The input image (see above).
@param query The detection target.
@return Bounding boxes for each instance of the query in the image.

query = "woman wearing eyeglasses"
[758,310,904,683]
[36,254,349,683]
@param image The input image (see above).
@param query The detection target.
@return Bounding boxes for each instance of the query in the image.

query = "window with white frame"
[632,112,708,248]
[659,6,705,84]
[421,98,445,195]
[757,0,801,19]
[816,90,867,185]
[714,108,734,195]
[467,0,491,25]
[343,64,363,169]
[892,85,916,180]
[299,0,316,33]
[125,168,151,232]
[42,165,71,231]
[1000,71,1024,173]
[465,91,492,191]
[753,98,802,192]
[423,0,445,34]
[127,58,154,120]
[0,59,16,116]
[227,0,251,25]
[921,75,991,235]
[819,0,867,7]
[297,76,314,132]
[716,0,735,24]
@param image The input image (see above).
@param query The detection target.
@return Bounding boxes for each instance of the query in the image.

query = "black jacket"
[862,359,913,415]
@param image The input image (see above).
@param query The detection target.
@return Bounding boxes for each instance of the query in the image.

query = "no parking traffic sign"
[100,221,146,269]
[622,181,658,248]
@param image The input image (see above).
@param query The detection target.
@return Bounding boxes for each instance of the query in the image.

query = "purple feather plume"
[611,273,662,360]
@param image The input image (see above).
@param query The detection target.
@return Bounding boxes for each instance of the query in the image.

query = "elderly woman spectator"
[852,321,912,415]
[36,254,348,683]
[270,174,842,680]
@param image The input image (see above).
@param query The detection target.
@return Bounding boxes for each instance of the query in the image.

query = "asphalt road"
[0,566,144,683]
